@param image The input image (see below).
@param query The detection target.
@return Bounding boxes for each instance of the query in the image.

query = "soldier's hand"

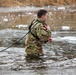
[43,25,50,31]
[48,37,52,42]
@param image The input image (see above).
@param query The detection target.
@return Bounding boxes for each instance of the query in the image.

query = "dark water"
[0,29,76,75]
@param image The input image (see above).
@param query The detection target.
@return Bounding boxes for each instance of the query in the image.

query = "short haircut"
[37,9,47,18]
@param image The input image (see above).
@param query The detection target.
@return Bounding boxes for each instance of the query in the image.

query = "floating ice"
[49,12,53,15]
[61,26,70,30]
[44,60,54,64]
[58,6,66,10]
[52,37,63,42]
[28,12,32,15]
[26,12,33,15]
[16,24,28,28]
[52,36,76,44]
[3,18,9,22]
[61,36,76,44]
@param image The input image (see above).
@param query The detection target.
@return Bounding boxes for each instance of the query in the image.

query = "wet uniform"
[25,19,51,58]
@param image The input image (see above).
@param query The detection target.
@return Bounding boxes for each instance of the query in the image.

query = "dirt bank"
[0,0,76,7]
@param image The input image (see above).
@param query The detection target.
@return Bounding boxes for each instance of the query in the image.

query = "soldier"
[25,9,52,59]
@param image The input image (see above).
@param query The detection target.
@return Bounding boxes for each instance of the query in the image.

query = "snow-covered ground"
[0,5,76,13]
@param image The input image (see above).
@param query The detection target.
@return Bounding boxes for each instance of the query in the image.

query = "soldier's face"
[42,13,48,22]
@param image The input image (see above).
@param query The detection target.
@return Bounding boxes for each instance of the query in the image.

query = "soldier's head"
[37,9,48,22]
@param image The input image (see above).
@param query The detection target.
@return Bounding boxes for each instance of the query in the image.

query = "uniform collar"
[37,18,45,25]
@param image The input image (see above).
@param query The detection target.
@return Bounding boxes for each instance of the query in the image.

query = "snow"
[16,24,28,29]
[0,6,41,13]
[3,18,9,22]
[58,7,66,10]
[52,36,76,44]
[61,36,76,44]
[0,29,76,44]
[61,26,70,30]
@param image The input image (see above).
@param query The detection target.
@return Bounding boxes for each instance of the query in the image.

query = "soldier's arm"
[36,23,51,42]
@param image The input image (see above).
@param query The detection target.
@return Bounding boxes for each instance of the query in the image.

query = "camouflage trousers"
[25,41,43,58]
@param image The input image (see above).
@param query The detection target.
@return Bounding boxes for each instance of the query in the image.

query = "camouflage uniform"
[25,19,51,58]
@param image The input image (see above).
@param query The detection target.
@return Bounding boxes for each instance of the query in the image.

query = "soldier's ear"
[41,15,45,19]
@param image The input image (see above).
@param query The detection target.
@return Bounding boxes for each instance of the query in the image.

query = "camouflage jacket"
[25,19,51,56]
[27,19,51,43]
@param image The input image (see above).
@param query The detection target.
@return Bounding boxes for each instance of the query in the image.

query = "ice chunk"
[61,26,70,30]
[16,24,28,28]
[3,18,9,22]
[62,36,76,44]
[58,7,66,10]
